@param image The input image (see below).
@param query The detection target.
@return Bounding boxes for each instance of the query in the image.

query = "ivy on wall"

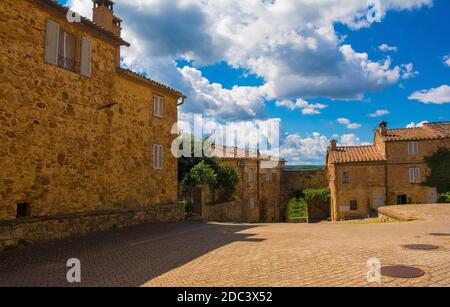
[423,147,450,194]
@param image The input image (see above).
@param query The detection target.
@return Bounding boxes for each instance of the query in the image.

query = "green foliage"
[288,198,308,218]
[181,161,217,189]
[440,192,450,203]
[179,199,194,215]
[178,137,218,182]
[423,147,450,194]
[216,164,240,192]
[303,188,331,203]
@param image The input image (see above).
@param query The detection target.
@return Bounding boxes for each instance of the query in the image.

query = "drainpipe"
[177,96,186,107]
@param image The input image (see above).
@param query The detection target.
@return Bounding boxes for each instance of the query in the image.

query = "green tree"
[216,165,240,191]
[181,161,217,190]
[423,147,450,194]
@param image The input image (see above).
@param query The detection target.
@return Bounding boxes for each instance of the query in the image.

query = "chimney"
[92,0,123,66]
[330,139,337,151]
[378,121,388,136]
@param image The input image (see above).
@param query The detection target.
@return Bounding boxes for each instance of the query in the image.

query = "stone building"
[201,147,285,223]
[327,121,450,221]
[0,0,185,248]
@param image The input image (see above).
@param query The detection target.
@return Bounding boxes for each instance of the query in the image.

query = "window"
[58,30,76,71]
[154,95,164,117]
[409,167,421,183]
[16,203,30,218]
[153,144,163,170]
[350,200,358,211]
[343,172,351,184]
[408,142,419,155]
[248,168,254,184]
[249,198,255,209]
[45,20,92,77]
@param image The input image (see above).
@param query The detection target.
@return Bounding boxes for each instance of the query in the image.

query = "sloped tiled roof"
[382,122,450,141]
[32,0,130,46]
[118,68,186,98]
[328,145,386,164]
[211,146,282,162]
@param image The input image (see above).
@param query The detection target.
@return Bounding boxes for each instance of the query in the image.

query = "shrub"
[303,188,331,203]
[440,192,450,203]
[288,198,308,219]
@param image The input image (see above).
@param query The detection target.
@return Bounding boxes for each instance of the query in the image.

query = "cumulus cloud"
[179,66,267,120]
[401,63,419,79]
[337,118,362,129]
[408,85,450,104]
[68,0,432,120]
[369,109,390,118]
[281,132,369,164]
[406,121,429,128]
[276,99,327,115]
[379,44,398,52]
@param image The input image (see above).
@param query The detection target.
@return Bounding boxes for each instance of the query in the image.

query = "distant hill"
[285,165,325,171]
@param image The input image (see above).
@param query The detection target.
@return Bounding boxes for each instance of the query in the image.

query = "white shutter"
[45,20,59,65]
[409,168,415,183]
[80,36,92,77]
[414,142,419,154]
[159,145,163,169]
[415,168,421,183]
[160,97,164,117]
[153,145,158,169]
[153,145,163,169]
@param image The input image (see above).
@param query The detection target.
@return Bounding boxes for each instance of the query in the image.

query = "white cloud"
[337,118,362,129]
[276,99,327,115]
[369,109,390,118]
[406,121,428,128]
[401,63,418,79]
[379,44,398,52]
[281,132,369,164]
[67,0,432,120]
[444,55,450,67]
[408,85,450,104]
[178,66,267,120]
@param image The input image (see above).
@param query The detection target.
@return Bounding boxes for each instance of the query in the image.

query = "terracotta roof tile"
[382,122,450,141]
[328,145,386,164]
[118,68,185,98]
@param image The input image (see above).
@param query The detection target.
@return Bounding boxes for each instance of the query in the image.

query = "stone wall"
[202,201,244,223]
[0,0,180,221]
[0,204,184,250]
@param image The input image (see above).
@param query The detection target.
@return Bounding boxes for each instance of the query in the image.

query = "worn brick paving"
[0,206,449,287]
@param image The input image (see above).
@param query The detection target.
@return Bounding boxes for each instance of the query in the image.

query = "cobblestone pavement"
[0,205,449,287]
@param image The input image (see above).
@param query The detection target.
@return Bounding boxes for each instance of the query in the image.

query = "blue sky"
[62,0,449,164]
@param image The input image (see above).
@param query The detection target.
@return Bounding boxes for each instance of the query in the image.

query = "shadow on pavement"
[0,221,263,287]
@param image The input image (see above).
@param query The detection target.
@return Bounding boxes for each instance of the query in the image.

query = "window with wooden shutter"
[45,20,59,65]
[408,142,419,155]
[409,167,421,183]
[153,144,163,170]
[80,36,92,77]
[154,95,163,117]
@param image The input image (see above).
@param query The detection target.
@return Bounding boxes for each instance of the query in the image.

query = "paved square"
[0,206,449,287]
